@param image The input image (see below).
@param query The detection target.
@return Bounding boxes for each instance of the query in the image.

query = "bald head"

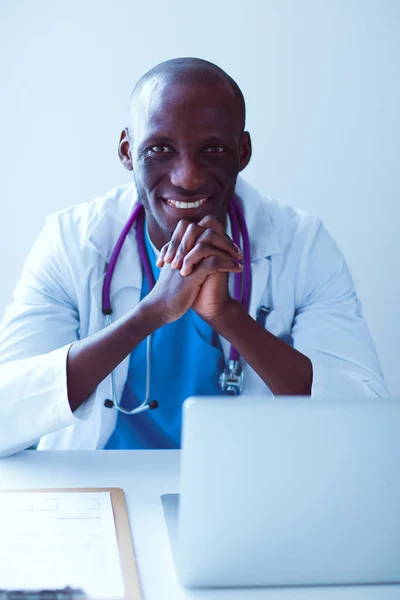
[128,57,246,140]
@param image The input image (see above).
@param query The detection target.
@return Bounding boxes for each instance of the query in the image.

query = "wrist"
[204,298,243,331]
[134,296,170,332]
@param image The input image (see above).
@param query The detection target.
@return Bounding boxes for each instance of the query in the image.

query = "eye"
[204,145,226,154]
[149,145,171,154]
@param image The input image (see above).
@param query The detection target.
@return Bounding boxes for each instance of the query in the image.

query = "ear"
[239,131,252,172]
[118,127,133,171]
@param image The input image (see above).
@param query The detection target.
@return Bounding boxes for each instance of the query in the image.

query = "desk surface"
[0,450,398,600]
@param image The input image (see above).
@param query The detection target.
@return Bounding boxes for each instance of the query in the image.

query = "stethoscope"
[102,196,251,416]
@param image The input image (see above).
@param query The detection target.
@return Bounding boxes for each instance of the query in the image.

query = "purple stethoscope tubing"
[102,203,153,314]
[102,197,251,412]
[229,196,252,360]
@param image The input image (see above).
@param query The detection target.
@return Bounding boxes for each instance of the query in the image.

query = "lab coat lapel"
[234,176,281,317]
[88,201,143,321]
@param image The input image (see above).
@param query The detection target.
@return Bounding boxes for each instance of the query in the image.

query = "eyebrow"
[141,134,233,147]
[141,135,174,146]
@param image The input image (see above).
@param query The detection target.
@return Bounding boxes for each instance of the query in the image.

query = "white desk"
[0,450,398,600]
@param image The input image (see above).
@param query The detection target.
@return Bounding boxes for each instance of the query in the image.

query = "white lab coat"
[0,176,389,457]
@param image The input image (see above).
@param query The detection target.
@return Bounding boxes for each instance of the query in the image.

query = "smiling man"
[0,57,389,456]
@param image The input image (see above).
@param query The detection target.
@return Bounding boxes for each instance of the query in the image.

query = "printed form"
[0,491,125,599]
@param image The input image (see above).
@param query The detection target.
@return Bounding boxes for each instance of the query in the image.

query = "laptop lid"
[174,395,400,588]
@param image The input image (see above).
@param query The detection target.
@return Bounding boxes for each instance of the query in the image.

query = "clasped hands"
[146,215,243,324]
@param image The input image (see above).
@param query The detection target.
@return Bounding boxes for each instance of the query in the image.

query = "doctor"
[0,57,388,457]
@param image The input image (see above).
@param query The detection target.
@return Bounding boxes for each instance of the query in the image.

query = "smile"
[164,197,209,209]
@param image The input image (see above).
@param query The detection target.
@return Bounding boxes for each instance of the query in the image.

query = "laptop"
[161,395,400,588]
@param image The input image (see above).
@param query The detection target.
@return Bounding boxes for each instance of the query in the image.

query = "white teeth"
[166,197,208,209]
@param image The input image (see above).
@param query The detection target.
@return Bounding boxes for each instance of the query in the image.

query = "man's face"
[120,78,251,248]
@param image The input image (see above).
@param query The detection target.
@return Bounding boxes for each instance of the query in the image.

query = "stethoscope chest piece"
[104,398,159,410]
[219,359,244,395]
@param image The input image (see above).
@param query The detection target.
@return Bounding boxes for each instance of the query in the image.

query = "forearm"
[67,299,165,412]
[210,300,313,396]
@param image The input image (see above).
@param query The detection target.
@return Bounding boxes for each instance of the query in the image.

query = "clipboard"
[0,488,142,600]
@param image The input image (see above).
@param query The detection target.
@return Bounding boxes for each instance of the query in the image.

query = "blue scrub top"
[104,225,225,449]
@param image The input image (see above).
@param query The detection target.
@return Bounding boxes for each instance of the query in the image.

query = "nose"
[169,155,207,191]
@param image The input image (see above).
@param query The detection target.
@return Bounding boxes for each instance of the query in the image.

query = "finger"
[198,215,242,258]
[180,244,240,276]
[158,231,241,269]
[155,242,171,267]
[197,214,226,235]
[163,219,193,263]
[194,255,244,278]
[172,224,242,271]
[170,222,204,269]
[163,215,242,269]
[197,215,240,252]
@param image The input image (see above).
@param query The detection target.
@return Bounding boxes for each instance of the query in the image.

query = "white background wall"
[0,0,399,394]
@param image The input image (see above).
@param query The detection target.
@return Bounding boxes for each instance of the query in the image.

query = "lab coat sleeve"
[0,214,89,457]
[290,217,389,397]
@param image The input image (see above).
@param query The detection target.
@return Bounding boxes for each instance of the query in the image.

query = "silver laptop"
[161,395,400,588]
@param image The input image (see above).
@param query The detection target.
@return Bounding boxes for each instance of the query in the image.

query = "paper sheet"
[0,491,125,599]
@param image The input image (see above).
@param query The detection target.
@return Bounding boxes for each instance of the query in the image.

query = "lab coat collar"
[88,182,138,264]
[87,175,282,272]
